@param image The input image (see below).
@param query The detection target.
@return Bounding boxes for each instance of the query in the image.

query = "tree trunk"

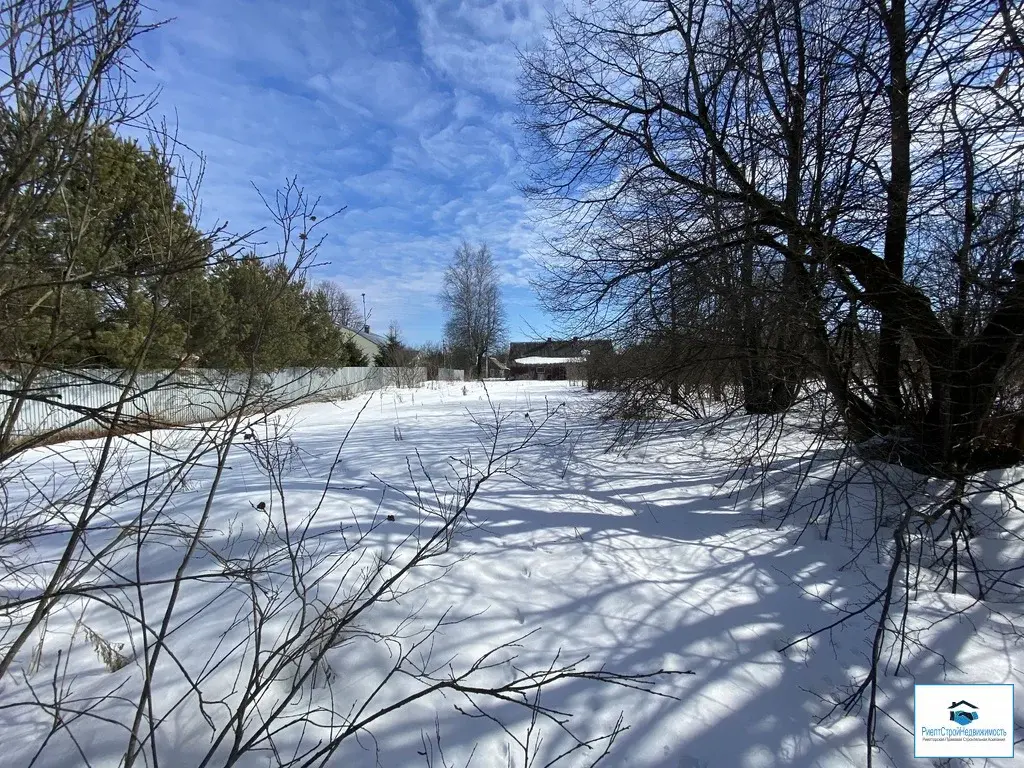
[739,229,774,413]
[877,0,911,419]
[669,261,681,405]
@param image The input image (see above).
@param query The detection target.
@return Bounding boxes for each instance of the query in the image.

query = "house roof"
[514,356,585,365]
[342,325,388,347]
[508,338,613,363]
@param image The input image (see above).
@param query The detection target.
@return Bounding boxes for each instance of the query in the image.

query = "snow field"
[1,380,1022,767]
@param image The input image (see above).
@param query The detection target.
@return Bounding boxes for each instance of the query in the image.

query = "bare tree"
[521,0,1024,474]
[316,279,360,329]
[519,0,1024,762]
[440,242,507,378]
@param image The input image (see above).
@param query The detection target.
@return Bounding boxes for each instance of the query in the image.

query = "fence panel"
[1,366,431,440]
[435,368,465,382]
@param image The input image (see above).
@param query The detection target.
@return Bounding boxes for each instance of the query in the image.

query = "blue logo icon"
[949,701,979,726]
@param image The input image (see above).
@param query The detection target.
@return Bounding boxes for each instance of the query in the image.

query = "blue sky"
[134,0,561,346]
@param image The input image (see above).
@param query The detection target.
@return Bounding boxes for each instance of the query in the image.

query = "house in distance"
[507,338,614,381]
[341,324,387,365]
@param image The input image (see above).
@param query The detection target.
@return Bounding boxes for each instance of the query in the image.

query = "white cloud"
[131,0,564,343]
[413,0,558,100]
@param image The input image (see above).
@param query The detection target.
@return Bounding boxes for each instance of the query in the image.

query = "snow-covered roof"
[341,325,387,347]
[514,356,585,365]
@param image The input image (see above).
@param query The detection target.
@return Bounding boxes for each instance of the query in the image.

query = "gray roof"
[343,326,388,347]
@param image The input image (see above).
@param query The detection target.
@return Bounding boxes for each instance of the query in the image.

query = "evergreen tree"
[202,255,366,370]
[373,325,411,368]
[2,122,366,372]
[2,124,209,368]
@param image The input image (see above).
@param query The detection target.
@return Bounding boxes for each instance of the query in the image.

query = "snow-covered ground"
[2,380,1022,767]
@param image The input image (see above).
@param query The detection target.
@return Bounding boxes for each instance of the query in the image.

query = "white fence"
[1,366,464,441]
